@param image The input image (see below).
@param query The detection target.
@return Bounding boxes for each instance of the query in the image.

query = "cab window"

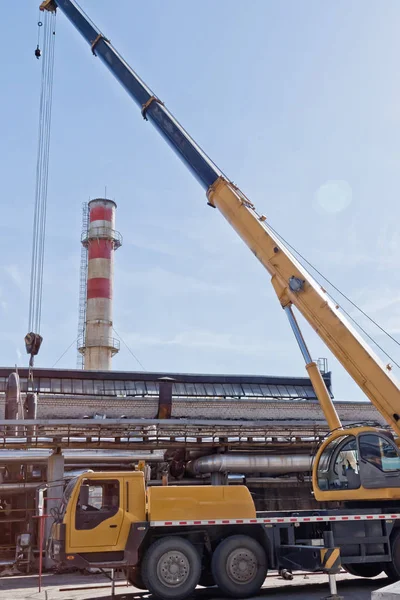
[75,479,120,530]
[359,435,400,472]
[317,435,360,490]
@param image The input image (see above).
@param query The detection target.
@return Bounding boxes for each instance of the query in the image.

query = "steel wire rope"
[37,15,56,330]
[265,221,400,369]
[36,11,41,47]
[28,12,57,335]
[52,337,79,368]
[112,326,146,371]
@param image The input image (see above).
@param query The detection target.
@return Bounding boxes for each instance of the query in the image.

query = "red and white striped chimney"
[81,198,122,370]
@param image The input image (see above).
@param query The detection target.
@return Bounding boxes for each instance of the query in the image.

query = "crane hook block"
[35,46,41,60]
[24,332,43,357]
[39,0,57,12]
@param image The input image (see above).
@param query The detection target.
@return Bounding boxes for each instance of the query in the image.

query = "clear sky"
[1,1,400,402]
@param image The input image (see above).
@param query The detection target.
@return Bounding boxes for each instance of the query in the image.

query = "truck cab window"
[317,435,360,491]
[359,434,400,472]
[76,479,120,530]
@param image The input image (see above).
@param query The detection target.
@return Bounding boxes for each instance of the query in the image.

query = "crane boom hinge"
[141,96,164,121]
[91,34,110,56]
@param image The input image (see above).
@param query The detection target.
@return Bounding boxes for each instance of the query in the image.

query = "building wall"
[0,394,384,423]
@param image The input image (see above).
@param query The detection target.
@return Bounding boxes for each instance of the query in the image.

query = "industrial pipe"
[0,451,164,464]
[188,454,312,475]
[0,482,42,493]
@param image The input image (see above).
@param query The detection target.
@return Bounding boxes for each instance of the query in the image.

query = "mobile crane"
[39,0,400,596]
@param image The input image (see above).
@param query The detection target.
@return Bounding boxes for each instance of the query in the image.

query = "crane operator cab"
[313,426,400,502]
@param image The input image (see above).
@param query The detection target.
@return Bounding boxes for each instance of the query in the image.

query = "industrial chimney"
[78,198,122,370]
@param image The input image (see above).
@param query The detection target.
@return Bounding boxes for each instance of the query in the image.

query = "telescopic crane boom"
[41,0,400,501]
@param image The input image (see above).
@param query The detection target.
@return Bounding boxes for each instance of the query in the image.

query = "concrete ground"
[0,570,391,600]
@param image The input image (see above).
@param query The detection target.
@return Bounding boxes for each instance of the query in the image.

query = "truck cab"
[51,471,147,566]
[314,427,400,502]
[50,470,256,569]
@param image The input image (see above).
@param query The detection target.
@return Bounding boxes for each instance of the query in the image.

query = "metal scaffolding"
[76,202,89,369]
[0,418,329,451]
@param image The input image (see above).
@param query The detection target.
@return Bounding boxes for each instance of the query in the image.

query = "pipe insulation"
[188,454,313,475]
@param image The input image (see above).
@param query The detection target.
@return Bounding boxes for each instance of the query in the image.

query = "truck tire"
[127,567,146,590]
[211,534,267,598]
[141,537,201,600]
[385,529,400,581]
[343,563,382,578]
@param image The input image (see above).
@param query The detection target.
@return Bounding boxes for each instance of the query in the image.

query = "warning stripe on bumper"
[150,513,400,527]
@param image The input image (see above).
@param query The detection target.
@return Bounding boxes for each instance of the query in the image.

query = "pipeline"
[0,450,164,464]
[0,482,41,493]
[188,454,312,475]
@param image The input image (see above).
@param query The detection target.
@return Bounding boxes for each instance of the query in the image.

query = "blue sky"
[1,1,400,402]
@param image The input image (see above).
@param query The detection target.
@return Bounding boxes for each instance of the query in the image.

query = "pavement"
[0,571,392,600]
[372,579,400,599]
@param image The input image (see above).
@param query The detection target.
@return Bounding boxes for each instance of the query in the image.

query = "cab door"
[358,433,400,489]
[69,478,124,550]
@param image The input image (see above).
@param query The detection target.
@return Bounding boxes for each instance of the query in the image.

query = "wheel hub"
[157,550,190,587]
[227,548,257,583]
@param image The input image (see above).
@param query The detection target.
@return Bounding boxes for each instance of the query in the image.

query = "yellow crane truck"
[50,470,341,599]
[41,0,400,597]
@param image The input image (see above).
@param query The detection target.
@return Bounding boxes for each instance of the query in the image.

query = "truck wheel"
[141,537,201,600]
[343,563,382,577]
[211,535,267,598]
[385,529,400,581]
[127,567,146,590]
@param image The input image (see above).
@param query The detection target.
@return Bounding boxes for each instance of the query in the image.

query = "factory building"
[0,366,383,569]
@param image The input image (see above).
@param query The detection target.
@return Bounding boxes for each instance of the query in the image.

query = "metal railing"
[77,336,120,355]
[81,226,122,249]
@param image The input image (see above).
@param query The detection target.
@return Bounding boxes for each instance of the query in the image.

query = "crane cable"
[268,223,400,370]
[112,326,147,371]
[25,11,56,368]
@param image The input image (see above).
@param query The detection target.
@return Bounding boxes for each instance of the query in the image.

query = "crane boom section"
[208,177,400,435]
[40,0,221,190]
[41,0,400,435]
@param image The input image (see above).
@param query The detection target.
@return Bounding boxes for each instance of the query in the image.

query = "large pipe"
[188,454,312,475]
[80,198,122,370]
[0,482,42,493]
[0,451,164,464]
